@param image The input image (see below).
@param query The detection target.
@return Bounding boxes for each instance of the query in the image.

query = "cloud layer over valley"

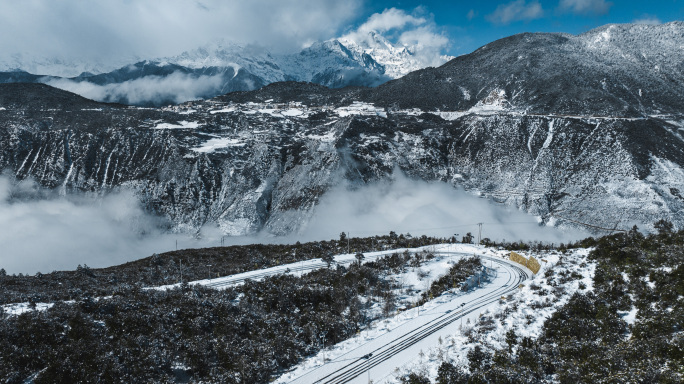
[301,174,587,244]
[0,177,223,275]
[0,174,586,275]
[43,72,229,106]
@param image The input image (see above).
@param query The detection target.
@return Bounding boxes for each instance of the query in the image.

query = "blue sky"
[360,0,684,55]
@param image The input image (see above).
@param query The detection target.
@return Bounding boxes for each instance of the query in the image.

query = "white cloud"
[0,177,166,274]
[486,0,544,25]
[398,27,451,67]
[467,9,478,21]
[0,172,587,274]
[356,7,426,34]
[43,72,230,106]
[633,15,662,25]
[399,27,450,47]
[342,8,427,44]
[0,176,268,274]
[558,0,612,16]
[0,0,362,75]
[301,174,586,243]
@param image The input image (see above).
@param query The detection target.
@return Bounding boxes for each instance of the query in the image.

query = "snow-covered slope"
[278,39,389,87]
[163,40,287,84]
[367,22,684,116]
[276,245,592,384]
[2,81,683,237]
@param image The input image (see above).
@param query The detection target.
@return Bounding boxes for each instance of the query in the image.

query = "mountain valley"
[2,23,684,238]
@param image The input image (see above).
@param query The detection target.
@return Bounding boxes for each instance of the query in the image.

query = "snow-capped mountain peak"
[156,33,411,90]
[339,30,453,78]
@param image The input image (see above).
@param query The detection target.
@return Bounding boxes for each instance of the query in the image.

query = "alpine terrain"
[1,18,683,384]
[0,22,683,237]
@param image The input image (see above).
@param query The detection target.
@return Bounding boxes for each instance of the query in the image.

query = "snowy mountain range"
[1,22,683,236]
[0,53,137,79]
[0,31,447,106]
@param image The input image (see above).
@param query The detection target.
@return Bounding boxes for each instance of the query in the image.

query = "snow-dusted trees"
[355,252,365,265]
[321,252,334,268]
[2,234,447,306]
[505,329,517,353]
[409,226,684,383]
[399,372,431,383]
[0,252,406,383]
[418,256,482,306]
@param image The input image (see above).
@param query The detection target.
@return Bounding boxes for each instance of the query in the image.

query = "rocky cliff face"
[1,83,683,236]
[1,23,684,235]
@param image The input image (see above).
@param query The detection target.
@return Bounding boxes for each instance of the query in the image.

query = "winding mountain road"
[284,252,532,384]
[160,245,532,384]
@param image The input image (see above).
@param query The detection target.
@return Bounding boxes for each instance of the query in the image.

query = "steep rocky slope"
[1,88,682,236]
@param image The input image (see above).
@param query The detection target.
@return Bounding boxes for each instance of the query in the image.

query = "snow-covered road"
[155,246,445,290]
[280,252,531,384]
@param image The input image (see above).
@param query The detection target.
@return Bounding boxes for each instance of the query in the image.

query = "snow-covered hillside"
[2,80,683,238]
[387,248,594,383]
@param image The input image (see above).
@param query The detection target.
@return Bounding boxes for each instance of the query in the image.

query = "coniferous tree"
[321,252,334,268]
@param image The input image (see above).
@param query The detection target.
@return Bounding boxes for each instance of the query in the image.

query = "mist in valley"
[300,174,588,243]
[0,175,588,275]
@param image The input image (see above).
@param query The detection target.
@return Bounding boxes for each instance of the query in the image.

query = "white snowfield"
[153,120,201,129]
[277,247,532,384]
[150,96,663,157]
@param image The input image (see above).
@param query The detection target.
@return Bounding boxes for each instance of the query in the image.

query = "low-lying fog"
[0,175,587,275]
[301,175,587,242]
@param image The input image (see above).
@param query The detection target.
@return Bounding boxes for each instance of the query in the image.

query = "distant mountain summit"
[339,30,452,79]
[159,30,443,89]
[0,31,448,106]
